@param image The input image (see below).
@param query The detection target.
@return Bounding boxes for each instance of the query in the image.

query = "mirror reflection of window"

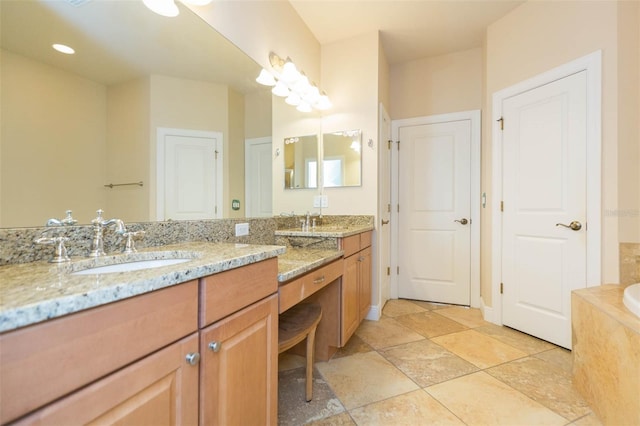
[284,135,318,189]
[323,158,343,187]
[306,160,318,188]
[322,130,362,187]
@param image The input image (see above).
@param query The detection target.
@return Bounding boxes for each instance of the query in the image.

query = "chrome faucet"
[89,209,126,257]
[46,210,78,227]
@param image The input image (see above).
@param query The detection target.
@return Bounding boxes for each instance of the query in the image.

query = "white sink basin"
[71,258,193,275]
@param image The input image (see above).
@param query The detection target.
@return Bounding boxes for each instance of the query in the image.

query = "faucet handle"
[122,230,145,254]
[92,209,105,225]
[61,210,78,226]
[36,236,70,263]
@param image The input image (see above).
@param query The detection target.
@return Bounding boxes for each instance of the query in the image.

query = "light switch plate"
[320,195,328,208]
[313,195,321,208]
[235,223,249,236]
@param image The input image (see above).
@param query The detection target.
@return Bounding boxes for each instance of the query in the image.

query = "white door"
[378,104,392,312]
[245,137,273,217]
[398,119,472,305]
[501,71,587,349]
[157,128,222,221]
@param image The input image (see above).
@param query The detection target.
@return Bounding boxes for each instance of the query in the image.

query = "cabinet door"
[200,294,278,426]
[358,246,372,322]
[15,334,199,426]
[341,254,360,346]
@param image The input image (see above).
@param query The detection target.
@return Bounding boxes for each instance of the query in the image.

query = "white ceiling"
[289,0,525,64]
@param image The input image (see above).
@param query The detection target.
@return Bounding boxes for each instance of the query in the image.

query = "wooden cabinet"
[0,281,199,424]
[1,258,279,426]
[199,258,278,426]
[200,295,278,426]
[340,231,373,346]
[14,333,199,426]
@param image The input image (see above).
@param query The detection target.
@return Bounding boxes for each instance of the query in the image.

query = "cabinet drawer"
[341,235,360,257]
[200,258,278,327]
[278,259,343,313]
[360,231,372,249]
[0,281,198,424]
[14,333,199,426]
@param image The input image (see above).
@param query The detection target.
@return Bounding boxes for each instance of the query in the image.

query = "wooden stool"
[278,303,322,402]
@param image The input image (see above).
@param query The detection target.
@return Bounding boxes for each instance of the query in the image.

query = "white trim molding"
[391,110,482,308]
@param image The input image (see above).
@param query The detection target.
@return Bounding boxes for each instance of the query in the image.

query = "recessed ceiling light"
[52,44,75,55]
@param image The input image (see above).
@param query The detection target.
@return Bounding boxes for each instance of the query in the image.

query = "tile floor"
[278,299,603,425]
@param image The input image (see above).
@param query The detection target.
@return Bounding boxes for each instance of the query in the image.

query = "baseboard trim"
[480,297,500,325]
[365,304,381,321]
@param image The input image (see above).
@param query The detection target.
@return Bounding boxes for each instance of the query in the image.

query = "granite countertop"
[275,223,374,238]
[0,242,285,333]
[277,248,344,283]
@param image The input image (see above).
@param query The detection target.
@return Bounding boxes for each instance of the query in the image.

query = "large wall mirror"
[284,135,319,189]
[0,0,272,227]
[322,130,362,187]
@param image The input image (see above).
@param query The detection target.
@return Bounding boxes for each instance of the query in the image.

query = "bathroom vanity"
[0,243,284,425]
[0,220,374,424]
[275,226,373,360]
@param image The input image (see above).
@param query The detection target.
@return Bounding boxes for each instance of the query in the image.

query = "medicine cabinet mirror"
[322,129,362,187]
[284,135,319,189]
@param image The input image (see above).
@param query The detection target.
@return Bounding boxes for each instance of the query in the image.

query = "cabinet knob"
[185,352,200,366]
[208,341,222,352]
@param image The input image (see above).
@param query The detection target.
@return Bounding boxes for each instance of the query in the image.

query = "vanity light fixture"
[142,0,213,18]
[255,52,332,112]
[52,43,75,54]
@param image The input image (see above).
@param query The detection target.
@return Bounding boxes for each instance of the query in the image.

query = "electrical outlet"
[313,195,321,208]
[320,195,328,208]
[235,223,249,236]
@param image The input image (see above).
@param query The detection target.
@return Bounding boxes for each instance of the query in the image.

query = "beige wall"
[321,32,380,216]
[389,47,483,119]
[148,75,229,220]
[617,0,640,243]
[106,78,150,222]
[228,89,245,218]
[1,50,107,227]
[188,1,320,84]
[483,1,625,306]
[378,35,391,115]
[245,89,272,140]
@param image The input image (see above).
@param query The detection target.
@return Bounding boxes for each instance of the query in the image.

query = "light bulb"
[285,93,301,106]
[296,102,312,113]
[281,60,301,84]
[271,81,290,97]
[52,44,74,54]
[256,69,276,86]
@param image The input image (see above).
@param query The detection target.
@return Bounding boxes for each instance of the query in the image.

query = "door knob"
[454,218,468,225]
[556,221,582,231]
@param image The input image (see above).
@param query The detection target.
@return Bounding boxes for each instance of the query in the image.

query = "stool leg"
[305,326,318,402]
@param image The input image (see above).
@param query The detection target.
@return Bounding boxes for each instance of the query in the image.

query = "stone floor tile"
[426,372,567,425]
[432,329,528,369]
[380,339,478,387]
[316,351,419,410]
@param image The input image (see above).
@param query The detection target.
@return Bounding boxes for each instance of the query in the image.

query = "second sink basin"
[71,258,193,275]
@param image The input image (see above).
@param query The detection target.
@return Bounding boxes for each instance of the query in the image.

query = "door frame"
[156,127,223,221]
[375,102,392,319]
[490,51,602,324]
[245,136,272,217]
[391,110,481,308]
